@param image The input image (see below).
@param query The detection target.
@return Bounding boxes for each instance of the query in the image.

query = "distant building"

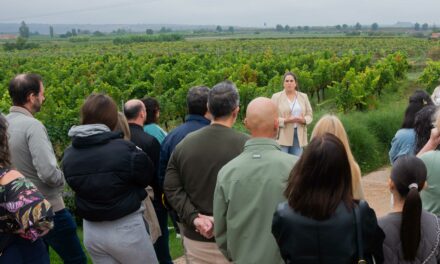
[431,33,440,39]
[0,34,17,40]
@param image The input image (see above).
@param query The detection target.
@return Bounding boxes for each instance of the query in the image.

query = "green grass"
[49,220,184,263]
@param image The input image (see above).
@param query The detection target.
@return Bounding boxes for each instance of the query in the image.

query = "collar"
[129,123,144,130]
[9,106,33,117]
[185,114,211,124]
[244,138,281,151]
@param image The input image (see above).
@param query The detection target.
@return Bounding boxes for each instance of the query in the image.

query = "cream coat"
[271,90,313,147]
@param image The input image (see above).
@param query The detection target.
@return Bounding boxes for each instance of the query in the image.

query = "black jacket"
[272,201,384,264]
[128,123,161,199]
[62,131,154,221]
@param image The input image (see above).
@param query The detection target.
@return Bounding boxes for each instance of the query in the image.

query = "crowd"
[0,72,440,264]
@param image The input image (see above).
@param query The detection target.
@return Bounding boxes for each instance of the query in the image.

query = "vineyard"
[0,36,439,154]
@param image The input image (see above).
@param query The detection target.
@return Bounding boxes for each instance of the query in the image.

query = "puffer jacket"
[272,201,385,264]
[62,124,154,221]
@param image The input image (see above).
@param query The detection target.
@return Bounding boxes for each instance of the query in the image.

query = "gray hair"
[208,80,239,119]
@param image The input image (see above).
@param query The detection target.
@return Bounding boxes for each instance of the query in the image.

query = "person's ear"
[388,178,395,192]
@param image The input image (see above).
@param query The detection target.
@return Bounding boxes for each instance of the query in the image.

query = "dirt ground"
[173,167,392,263]
[361,167,392,217]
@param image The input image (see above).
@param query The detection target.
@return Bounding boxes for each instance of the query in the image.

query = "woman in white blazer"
[271,72,313,156]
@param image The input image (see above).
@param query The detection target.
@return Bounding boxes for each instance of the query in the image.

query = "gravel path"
[173,167,392,263]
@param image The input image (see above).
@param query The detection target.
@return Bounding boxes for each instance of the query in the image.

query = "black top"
[128,123,161,199]
[272,201,385,264]
[62,131,154,221]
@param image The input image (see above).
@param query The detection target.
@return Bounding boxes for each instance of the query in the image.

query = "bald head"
[244,97,279,138]
[124,99,146,125]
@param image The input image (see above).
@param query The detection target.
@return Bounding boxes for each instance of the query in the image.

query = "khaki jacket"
[271,91,313,147]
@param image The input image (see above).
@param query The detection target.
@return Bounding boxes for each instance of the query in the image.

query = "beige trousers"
[183,236,231,264]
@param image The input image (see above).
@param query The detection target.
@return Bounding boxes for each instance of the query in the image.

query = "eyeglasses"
[285,80,295,83]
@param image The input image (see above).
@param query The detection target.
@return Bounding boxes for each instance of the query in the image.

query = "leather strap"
[354,201,367,264]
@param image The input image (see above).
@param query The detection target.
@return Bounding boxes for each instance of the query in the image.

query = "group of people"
[1,71,440,264]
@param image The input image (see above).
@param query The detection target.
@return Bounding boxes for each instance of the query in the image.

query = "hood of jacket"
[68,124,123,148]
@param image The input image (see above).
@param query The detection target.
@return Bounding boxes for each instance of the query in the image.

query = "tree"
[303,26,310,31]
[355,22,362,30]
[414,22,420,31]
[336,25,342,30]
[72,29,77,36]
[146,29,154,35]
[422,23,429,30]
[342,24,348,30]
[49,26,54,38]
[297,26,302,31]
[228,26,234,33]
[216,25,223,32]
[19,21,30,38]
[284,25,290,32]
[371,23,379,31]
[275,24,284,31]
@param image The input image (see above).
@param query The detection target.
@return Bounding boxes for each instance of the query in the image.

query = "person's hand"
[193,214,214,239]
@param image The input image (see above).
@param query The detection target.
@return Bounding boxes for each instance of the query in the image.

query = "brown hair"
[0,115,11,168]
[115,112,131,140]
[80,93,118,130]
[285,133,353,220]
[390,155,427,261]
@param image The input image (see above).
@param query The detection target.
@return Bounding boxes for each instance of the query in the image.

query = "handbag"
[353,200,367,264]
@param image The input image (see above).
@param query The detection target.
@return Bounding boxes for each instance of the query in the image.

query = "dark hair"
[390,155,427,261]
[414,105,437,153]
[208,80,239,119]
[285,133,353,220]
[187,86,209,116]
[81,93,118,130]
[401,90,433,129]
[123,101,143,121]
[283,71,300,91]
[8,73,42,106]
[0,115,11,168]
[142,97,160,125]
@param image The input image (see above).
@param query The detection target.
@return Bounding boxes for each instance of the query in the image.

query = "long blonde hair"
[311,114,364,200]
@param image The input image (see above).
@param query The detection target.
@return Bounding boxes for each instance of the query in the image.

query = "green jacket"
[214,138,297,264]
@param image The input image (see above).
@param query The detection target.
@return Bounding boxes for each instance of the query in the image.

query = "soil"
[172,167,392,263]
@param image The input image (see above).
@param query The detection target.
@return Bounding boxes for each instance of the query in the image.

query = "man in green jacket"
[214,97,298,264]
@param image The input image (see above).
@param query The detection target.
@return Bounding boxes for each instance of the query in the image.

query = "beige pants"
[183,236,231,264]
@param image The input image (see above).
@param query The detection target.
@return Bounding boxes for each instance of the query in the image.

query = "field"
[1,34,440,262]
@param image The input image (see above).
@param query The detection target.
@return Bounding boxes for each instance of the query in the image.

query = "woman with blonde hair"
[311,114,364,200]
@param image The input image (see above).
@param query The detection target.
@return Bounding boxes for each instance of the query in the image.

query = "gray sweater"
[379,210,440,264]
[6,106,65,211]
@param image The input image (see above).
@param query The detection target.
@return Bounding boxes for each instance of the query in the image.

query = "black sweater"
[62,131,154,221]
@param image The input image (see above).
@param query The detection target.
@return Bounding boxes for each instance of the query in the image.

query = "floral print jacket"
[0,173,54,241]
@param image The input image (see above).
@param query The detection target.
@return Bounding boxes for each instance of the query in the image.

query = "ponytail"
[401,185,422,260]
[391,156,427,261]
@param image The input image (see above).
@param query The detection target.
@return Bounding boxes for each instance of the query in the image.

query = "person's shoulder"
[420,149,439,161]
[271,91,283,99]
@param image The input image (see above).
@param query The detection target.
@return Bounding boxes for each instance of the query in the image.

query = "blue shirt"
[159,115,210,186]
[389,128,416,164]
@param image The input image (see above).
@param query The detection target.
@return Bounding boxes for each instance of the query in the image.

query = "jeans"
[153,199,173,264]
[43,209,87,264]
[281,128,303,156]
[0,237,49,264]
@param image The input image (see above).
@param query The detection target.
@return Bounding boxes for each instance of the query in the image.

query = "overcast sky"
[1,0,439,27]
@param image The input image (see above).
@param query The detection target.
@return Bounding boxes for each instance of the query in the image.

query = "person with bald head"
[213,97,298,264]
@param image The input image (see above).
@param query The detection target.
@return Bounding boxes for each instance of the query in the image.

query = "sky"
[0,0,439,27]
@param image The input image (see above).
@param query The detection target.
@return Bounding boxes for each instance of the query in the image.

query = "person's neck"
[285,90,297,100]
[211,117,235,128]
[392,192,405,213]
[20,104,35,116]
